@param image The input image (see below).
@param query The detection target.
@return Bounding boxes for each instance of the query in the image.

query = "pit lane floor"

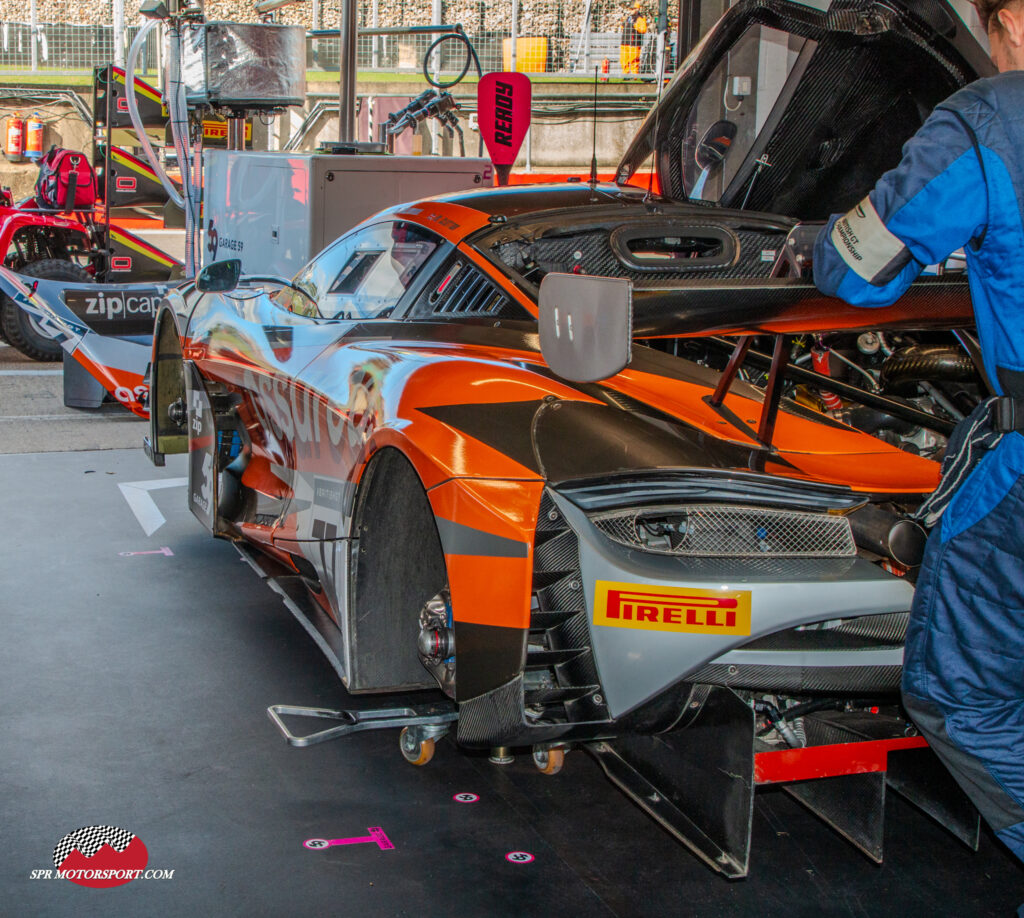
[2,362,1022,917]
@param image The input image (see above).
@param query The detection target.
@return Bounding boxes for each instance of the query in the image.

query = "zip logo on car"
[593,581,752,635]
[64,287,168,336]
[50,826,149,888]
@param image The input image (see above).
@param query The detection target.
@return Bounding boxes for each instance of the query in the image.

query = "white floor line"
[0,414,138,421]
[0,369,64,376]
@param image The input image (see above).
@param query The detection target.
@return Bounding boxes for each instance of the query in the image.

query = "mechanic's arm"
[814,105,990,307]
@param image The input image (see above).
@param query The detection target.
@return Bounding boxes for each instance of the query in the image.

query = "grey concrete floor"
[0,357,1022,916]
[0,341,145,453]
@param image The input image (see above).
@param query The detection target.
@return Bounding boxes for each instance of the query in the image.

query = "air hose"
[880,345,979,393]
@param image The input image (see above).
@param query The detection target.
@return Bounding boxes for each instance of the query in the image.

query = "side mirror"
[538,273,632,383]
[196,259,241,293]
[695,119,737,170]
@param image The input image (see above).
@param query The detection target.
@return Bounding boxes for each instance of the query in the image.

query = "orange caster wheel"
[532,747,564,775]
[400,727,435,766]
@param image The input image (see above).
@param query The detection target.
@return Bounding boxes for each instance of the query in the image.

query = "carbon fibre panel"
[687,662,902,692]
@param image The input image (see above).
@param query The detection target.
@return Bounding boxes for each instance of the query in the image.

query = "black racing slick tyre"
[0,259,92,361]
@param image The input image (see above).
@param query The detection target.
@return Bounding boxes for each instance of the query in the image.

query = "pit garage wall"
[0,100,93,200]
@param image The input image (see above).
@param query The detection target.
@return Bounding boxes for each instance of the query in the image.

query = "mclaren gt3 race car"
[8,0,994,876]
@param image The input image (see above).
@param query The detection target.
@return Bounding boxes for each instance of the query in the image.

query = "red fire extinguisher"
[5,112,24,162]
[25,114,44,162]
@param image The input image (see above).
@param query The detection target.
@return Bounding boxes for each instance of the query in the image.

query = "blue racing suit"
[815,71,1024,863]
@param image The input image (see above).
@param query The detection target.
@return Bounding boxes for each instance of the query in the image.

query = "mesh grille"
[592,504,855,558]
[429,260,512,317]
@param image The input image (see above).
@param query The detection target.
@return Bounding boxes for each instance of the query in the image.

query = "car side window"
[682,25,812,203]
[309,221,441,320]
[282,234,357,315]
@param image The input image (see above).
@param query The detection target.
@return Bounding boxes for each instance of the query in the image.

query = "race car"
[13,0,993,875]
[144,179,981,874]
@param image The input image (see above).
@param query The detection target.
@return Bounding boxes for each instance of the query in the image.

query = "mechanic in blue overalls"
[814,0,1024,866]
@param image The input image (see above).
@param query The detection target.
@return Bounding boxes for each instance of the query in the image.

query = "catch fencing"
[0,0,676,79]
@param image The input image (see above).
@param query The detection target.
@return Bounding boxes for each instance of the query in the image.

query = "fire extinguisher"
[812,345,843,412]
[5,112,24,162]
[25,113,44,162]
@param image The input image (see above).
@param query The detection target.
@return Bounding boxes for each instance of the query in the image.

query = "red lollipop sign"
[477,72,532,186]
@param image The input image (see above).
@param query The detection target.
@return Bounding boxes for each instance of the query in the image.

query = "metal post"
[29,0,38,71]
[431,0,442,154]
[338,0,357,142]
[312,0,320,30]
[155,27,163,90]
[227,117,246,150]
[678,0,701,60]
[581,0,592,72]
[113,0,125,68]
[371,0,379,69]
[657,0,668,76]
[510,0,519,73]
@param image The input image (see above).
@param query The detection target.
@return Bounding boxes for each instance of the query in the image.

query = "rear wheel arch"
[150,303,188,456]
[346,446,448,693]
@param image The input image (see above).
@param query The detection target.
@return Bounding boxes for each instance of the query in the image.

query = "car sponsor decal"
[593,581,751,636]
[63,287,166,335]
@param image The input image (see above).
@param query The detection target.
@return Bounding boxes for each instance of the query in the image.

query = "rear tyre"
[347,448,448,692]
[0,259,92,361]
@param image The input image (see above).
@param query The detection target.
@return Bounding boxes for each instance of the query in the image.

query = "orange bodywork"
[165,193,954,640]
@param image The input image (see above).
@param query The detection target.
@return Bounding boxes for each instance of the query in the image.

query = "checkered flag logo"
[54,826,135,868]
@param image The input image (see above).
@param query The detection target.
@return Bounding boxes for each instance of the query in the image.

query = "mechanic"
[619,2,647,77]
[813,0,1024,867]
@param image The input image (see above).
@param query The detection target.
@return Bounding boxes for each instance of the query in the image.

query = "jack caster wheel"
[532,747,564,775]
[400,727,435,766]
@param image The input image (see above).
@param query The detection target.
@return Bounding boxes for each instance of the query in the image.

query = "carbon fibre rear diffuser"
[586,685,979,879]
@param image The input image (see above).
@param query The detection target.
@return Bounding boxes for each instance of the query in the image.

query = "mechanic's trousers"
[620,45,640,75]
[903,435,1024,864]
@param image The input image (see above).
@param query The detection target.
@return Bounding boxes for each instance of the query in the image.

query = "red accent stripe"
[754,736,928,784]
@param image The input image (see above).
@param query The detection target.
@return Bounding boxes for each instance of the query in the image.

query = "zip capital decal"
[593,581,751,636]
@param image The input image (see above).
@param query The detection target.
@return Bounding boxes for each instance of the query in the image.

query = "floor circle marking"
[506,851,535,864]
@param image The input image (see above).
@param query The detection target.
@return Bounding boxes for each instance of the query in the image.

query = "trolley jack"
[267,702,457,764]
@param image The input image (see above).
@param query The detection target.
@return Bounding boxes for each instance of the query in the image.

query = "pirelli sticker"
[593,581,751,636]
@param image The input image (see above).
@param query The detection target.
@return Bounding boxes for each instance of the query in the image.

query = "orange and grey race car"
[14,0,994,877]
[141,174,982,875]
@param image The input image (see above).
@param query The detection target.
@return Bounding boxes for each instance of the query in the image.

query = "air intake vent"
[430,260,512,316]
[525,492,610,725]
[592,504,856,558]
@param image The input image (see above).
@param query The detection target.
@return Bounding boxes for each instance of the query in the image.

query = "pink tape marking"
[304,828,394,851]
